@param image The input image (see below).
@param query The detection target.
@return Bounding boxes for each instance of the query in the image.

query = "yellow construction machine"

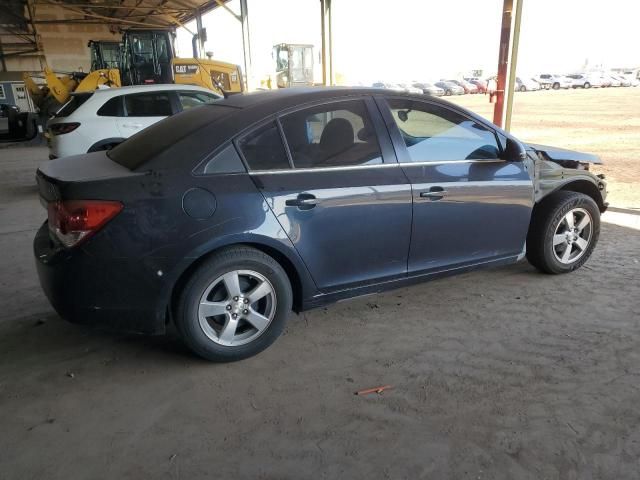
[23,40,122,114]
[120,29,243,93]
[24,30,244,115]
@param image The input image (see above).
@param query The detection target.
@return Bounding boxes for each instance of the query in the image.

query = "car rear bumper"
[34,222,167,334]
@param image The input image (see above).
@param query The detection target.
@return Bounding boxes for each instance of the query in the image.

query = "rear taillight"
[49,122,80,136]
[47,200,123,248]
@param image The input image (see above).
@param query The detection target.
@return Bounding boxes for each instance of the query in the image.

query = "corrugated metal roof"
[8,1,231,31]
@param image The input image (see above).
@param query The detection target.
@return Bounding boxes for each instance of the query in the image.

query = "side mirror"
[504,137,527,161]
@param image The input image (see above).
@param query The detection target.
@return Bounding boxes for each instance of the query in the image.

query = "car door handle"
[285,194,319,210]
[419,187,447,200]
[122,123,143,128]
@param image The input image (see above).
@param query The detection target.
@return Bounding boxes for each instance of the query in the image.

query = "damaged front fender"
[526,144,608,212]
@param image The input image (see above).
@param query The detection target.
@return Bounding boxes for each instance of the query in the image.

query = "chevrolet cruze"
[34,87,608,362]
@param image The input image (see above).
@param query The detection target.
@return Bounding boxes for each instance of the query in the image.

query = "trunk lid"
[37,151,145,205]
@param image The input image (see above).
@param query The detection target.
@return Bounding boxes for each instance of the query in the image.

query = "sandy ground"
[1,89,639,479]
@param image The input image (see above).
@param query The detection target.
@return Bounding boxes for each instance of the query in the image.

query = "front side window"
[124,92,172,117]
[238,121,290,171]
[386,99,500,162]
[280,100,382,169]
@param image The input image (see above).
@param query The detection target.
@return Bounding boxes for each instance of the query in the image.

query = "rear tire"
[526,191,600,274]
[175,246,293,362]
[552,82,560,90]
[584,82,591,89]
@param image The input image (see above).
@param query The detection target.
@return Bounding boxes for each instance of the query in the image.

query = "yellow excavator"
[23,40,121,115]
[24,29,243,115]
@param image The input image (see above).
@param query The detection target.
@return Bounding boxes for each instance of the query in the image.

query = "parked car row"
[536,72,639,89]
[373,70,639,98]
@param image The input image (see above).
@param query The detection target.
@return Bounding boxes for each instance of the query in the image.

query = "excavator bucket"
[22,73,46,107]
[44,67,77,105]
[75,68,121,93]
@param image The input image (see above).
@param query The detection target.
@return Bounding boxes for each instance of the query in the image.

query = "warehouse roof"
[2,0,232,31]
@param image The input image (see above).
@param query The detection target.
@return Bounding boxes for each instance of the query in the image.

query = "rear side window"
[97,96,123,117]
[178,91,220,110]
[237,121,290,171]
[280,100,382,169]
[124,92,172,117]
[203,144,245,174]
[55,93,92,118]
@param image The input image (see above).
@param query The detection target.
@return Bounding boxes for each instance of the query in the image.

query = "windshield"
[290,48,303,69]
[131,34,155,64]
[303,47,312,69]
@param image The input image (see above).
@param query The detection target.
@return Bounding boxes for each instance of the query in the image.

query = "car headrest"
[319,118,354,157]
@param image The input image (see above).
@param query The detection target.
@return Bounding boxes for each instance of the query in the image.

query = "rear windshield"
[55,93,93,118]
[107,104,238,170]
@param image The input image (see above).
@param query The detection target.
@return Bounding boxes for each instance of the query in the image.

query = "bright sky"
[176,0,640,85]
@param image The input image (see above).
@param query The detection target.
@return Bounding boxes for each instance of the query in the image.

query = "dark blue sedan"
[34,88,607,361]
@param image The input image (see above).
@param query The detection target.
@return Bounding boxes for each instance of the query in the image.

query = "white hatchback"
[46,84,221,159]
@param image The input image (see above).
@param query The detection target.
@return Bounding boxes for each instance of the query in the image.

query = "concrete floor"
[1,146,639,479]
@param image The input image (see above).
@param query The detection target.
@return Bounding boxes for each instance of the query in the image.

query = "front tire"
[175,246,293,362]
[584,82,591,89]
[526,191,600,274]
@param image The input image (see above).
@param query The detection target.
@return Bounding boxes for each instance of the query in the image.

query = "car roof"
[209,86,477,112]
[110,86,508,172]
[71,83,218,99]
[189,86,497,135]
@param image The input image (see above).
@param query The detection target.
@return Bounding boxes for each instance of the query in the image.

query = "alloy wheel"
[552,208,593,265]
[198,269,276,346]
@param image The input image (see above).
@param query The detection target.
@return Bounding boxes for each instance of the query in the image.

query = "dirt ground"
[0,88,639,479]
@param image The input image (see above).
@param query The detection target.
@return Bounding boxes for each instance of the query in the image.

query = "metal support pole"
[239,0,252,90]
[320,0,333,85]
[504,0,523,132]
[0,43,7,72]
[194,7,205,58]
[493,0,513,128]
